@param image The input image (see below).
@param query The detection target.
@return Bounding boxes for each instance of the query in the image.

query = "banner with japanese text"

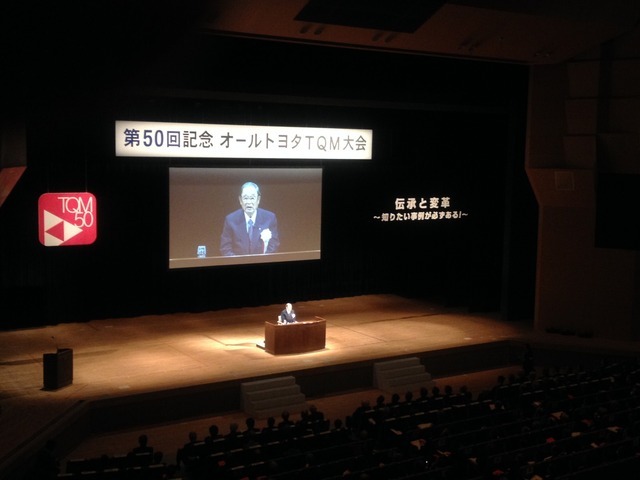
[115,121,372,160]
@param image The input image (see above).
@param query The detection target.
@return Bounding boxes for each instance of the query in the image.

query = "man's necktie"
[247,219,254,239]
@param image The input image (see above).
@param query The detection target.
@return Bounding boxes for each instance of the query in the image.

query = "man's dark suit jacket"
[220,208,280,256]
[280,309,296,323]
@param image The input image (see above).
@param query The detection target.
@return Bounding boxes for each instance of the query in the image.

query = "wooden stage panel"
[264,319,326,354]
[10,293,621,479]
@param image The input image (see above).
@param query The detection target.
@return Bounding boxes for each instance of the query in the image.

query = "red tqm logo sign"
[38,193,97,246]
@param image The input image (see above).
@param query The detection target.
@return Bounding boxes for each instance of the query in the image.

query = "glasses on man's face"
[241,195,258,202]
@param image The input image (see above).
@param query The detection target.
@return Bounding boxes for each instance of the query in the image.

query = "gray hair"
[240,182,260,196]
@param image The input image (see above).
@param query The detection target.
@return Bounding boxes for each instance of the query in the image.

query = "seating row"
[60,359,640,480]
[65,452,155,474]
[57,462,174,480]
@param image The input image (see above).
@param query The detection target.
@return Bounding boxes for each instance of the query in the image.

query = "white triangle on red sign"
[43,210,83,245]
[44,209,63,231]
[44,231,64,246]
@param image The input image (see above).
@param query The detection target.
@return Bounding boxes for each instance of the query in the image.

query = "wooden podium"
[43,348,73,390]
[264,319,326,355]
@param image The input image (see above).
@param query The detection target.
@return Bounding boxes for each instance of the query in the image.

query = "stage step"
[241,376,308,419]
[373,357,434,393]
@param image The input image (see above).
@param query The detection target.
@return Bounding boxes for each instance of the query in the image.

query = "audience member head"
[227,422,239,435]
[131,433,153,454]
[152,451,163,464]
[137,434,148,447]
[245,417,256,431]
[309,404,322,417]
[419,386,429,399]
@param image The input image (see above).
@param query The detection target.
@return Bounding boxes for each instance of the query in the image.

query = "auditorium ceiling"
[199,0,640,64]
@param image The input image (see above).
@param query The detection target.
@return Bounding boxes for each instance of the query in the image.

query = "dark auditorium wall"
[0,34,534,329]
[525,26,640,341]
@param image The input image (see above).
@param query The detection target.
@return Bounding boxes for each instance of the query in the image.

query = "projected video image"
[169,167,322,268]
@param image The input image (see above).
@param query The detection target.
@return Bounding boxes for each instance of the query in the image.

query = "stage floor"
[1,294,638,476]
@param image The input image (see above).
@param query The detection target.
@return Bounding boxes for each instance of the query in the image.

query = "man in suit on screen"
[219,181,280,256]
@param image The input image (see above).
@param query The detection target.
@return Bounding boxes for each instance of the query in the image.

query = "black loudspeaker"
[43,348,73,390]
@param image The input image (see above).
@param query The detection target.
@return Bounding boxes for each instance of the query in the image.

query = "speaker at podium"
[43,348,73,390]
